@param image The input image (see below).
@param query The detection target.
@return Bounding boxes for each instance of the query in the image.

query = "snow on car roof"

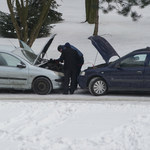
[0,45,16,52]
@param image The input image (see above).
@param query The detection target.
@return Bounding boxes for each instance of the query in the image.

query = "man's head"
[57,45,63,52]
[65,42,71,48]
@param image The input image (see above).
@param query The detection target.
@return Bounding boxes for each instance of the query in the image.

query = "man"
[56,44,81,94]
[60,42,84,76]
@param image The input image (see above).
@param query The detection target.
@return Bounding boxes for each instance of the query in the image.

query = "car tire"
[32,77,52,95]
[89,77,107,96]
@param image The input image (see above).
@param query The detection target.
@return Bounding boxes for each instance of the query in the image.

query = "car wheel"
[32,77,52,95]
[89,77,107,96]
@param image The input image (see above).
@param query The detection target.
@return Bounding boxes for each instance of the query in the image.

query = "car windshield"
[21,50,37,64]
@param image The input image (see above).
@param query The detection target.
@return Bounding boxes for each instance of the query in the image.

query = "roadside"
[0,89,150,101]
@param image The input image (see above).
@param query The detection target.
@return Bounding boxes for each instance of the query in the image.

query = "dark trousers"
[63,69,78,93]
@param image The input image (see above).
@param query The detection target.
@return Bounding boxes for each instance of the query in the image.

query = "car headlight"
[53,71,64,77]
[80,71,85,76]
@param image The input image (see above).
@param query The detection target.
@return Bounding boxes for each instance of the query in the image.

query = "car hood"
[19,34,56,65]
[88,35,120,63]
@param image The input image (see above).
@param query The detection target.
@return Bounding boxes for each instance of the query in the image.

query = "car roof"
[132,47,150,54]
[0,45,16,52]
[0,45,23,53]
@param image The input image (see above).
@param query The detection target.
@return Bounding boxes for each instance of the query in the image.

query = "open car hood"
[33,34,56,65]
[19,34,56,65]
[88,35,120,63]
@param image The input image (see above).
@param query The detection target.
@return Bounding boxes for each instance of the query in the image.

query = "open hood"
[33,34,56,65]
[88,35,120,63]
[19,34,56,65]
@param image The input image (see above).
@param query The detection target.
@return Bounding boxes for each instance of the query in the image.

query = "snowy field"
[0,0,150,150]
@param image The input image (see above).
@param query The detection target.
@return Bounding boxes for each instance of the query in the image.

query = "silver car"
[0,35,64,94]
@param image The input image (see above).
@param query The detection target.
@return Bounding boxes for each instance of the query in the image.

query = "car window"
[0,53,22,67]
[120,54,147,67]
[22,50,37,64]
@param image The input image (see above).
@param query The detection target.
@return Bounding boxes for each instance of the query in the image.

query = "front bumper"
[78,76,88,89]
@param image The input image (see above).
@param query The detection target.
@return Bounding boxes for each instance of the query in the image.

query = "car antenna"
[8,40,17,48]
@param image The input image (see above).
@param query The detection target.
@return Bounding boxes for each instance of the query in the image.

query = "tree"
[5,0,62,47]
[93,0,99,36]
[85,0,98,24]
[85,0,150,35]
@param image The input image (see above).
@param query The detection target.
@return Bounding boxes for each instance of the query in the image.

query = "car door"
[0,53,10,87]
[108,53,147,90]
[0,52,28,88]
[143,54,150,90]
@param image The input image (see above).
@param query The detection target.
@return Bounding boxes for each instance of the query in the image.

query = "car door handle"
[136,71,142,74]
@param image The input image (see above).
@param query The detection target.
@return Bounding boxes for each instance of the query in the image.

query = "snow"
[0,0,150,150]
[0,98,150,150]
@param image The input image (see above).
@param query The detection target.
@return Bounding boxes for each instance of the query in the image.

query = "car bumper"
[51,77,64,89]
[78,76,88,89]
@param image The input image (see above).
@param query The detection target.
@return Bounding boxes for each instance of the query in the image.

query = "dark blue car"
[78,35,150,96]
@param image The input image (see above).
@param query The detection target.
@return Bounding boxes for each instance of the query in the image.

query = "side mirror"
[17,63,26,68]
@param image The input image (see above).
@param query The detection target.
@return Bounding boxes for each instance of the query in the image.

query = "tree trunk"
[7,0,52,47]
[28,1,51,46]
[85,0,91,22]
[16,0,28,42]
[85,0,97,24]
[7,0,21,41]
[93,0,99,35]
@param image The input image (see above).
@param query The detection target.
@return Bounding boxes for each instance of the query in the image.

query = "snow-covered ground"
[0,0,150,150]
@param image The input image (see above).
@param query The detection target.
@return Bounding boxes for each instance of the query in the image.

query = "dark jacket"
[58,47,80,70]
[61,43,84,66]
